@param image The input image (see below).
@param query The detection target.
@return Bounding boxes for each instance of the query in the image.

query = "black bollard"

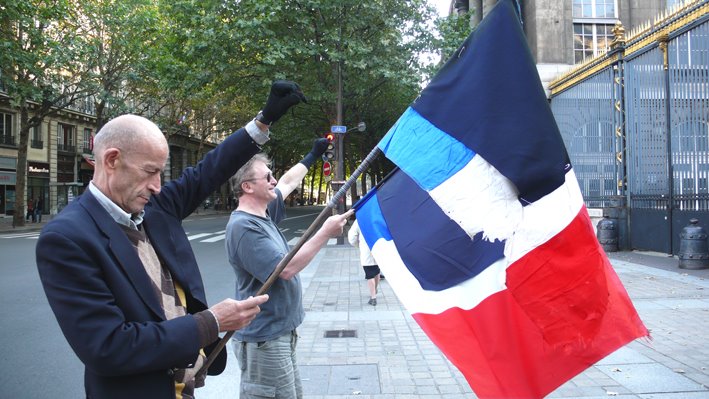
[597,216,618,252]
[678,219,709,270]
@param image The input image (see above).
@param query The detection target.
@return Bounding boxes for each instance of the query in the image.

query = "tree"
[430,9,475,70]
[1,0,98,227]
[76,0,161,130]
[214,0,437,199]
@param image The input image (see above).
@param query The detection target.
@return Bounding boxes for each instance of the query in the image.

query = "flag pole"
[198,146,383,375]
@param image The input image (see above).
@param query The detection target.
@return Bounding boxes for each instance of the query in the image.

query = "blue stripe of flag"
[355,168,505,292]
[378,107,474,191]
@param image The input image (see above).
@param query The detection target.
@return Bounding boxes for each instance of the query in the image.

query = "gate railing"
[549,0,709,253]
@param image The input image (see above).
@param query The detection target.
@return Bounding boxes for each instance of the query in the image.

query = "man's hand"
[299,138,330,169]
[209,295,269,332]
[258,80,307,125]
[310,138,329,159]
[321,209,354,238]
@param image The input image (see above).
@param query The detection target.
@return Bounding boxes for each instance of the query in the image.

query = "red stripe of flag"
[412,207,649,398]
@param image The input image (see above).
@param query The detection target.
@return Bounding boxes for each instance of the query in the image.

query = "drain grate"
[324,329,357,338]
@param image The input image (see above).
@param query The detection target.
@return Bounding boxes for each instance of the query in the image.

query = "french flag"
[353,1,648,398]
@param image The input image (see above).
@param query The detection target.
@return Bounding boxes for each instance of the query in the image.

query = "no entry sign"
[323,161,332,176]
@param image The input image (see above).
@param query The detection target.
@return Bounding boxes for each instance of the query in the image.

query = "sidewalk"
[290,244,709,398]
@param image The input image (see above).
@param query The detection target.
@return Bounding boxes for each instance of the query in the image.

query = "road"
[0,206,324,398]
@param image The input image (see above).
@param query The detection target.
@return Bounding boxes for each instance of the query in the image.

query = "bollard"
[596,216,618,252]
[678,219,709,270]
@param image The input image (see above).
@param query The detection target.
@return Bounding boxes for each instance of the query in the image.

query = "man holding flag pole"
[225,149,352,398]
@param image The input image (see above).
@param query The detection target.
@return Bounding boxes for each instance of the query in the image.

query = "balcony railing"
[82,146,92,154]
[31,140,44,149]
[1,135,16,146]
[57,143,76,153]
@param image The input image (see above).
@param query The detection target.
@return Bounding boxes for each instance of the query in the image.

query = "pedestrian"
[26,197,35,222]
[225,141,352,399]
[347,218,381,306]
[35,80,306,399]
[34,197,43,223]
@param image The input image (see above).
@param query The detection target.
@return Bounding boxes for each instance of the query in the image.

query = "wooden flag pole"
[198,146,383,376]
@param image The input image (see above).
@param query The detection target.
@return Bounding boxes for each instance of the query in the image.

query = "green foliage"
[1,0,461,199]
[213,0,437,182]
[0,0,94,109]
[427,10,474,76]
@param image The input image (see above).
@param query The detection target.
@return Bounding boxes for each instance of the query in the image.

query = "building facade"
[452,0,684,93]
[0,96,218,219]
[0,102,96,218]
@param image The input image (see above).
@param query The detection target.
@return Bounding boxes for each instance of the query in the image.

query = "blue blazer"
[36,128,260,398]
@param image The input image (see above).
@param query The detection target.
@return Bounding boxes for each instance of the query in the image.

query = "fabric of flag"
[352,1,649,398]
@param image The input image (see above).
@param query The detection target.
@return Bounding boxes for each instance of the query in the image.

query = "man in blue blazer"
[36,81,306,399]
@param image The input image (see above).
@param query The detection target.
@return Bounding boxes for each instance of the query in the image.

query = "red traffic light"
[323,133,336,160]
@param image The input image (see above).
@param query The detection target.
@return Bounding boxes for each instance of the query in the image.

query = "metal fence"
[549,0,709,254]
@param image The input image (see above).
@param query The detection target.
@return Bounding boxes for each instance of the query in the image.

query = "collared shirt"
[88,182,145,230]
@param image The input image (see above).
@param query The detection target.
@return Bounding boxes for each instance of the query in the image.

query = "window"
[57,123,76,153]
[83,128,92,153]
[31,124,43,149]
[0,112,14,146]
[572,0,617,63]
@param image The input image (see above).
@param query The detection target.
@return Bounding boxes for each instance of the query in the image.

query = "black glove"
[257,80,307,125]
[300,138,329,168]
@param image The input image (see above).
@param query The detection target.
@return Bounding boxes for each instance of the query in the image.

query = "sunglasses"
[244,172,273,183]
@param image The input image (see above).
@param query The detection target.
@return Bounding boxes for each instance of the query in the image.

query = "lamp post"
[332,121,365,244]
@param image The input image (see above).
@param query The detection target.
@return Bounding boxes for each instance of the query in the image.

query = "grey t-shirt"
[225,189,305,342]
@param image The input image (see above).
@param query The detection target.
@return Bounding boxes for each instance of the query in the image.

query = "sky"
[432,0,451,18]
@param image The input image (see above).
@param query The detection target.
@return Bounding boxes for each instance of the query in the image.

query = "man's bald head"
[93,115,167,163]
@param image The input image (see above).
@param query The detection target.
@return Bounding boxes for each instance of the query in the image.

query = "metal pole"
[335,31,346,244]
[198,146,383,376]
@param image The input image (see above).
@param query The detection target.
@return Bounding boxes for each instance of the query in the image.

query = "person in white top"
[347,218,381,306]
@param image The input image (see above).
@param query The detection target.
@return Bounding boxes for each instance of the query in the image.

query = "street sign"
[323,161,331,176]
[331,125,347,133]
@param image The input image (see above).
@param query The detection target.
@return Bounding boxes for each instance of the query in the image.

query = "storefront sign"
[28,162,50,177]
[0,171,16,185]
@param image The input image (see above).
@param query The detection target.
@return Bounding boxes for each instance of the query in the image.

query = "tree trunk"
[13,106,31,228]
[317,163,324,204]
[308,161,316,204]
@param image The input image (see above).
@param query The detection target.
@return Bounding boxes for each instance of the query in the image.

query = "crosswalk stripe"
[0,232,40,239]
[287,237,338,246]
[188,233,212,241]
[201,234,225,243]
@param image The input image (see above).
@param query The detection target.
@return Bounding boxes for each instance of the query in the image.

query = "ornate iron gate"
[550,1,709,254]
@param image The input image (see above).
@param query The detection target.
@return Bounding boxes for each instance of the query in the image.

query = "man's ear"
[241,181,253,194]
[103,148,121,169]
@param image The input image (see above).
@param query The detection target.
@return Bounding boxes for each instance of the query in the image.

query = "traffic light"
[323,133,336,160]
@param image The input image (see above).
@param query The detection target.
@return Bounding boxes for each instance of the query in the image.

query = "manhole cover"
[324,329,357,338]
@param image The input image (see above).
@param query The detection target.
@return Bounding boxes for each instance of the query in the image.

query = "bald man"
[36,81,306,399]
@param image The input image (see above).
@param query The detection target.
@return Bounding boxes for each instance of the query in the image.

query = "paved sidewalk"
[292,244,709,398]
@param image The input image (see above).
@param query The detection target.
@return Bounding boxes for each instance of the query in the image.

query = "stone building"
[0,95,216,218]
[449,0,684,93]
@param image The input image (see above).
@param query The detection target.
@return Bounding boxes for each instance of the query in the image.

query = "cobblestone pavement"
[294,245,709,398]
